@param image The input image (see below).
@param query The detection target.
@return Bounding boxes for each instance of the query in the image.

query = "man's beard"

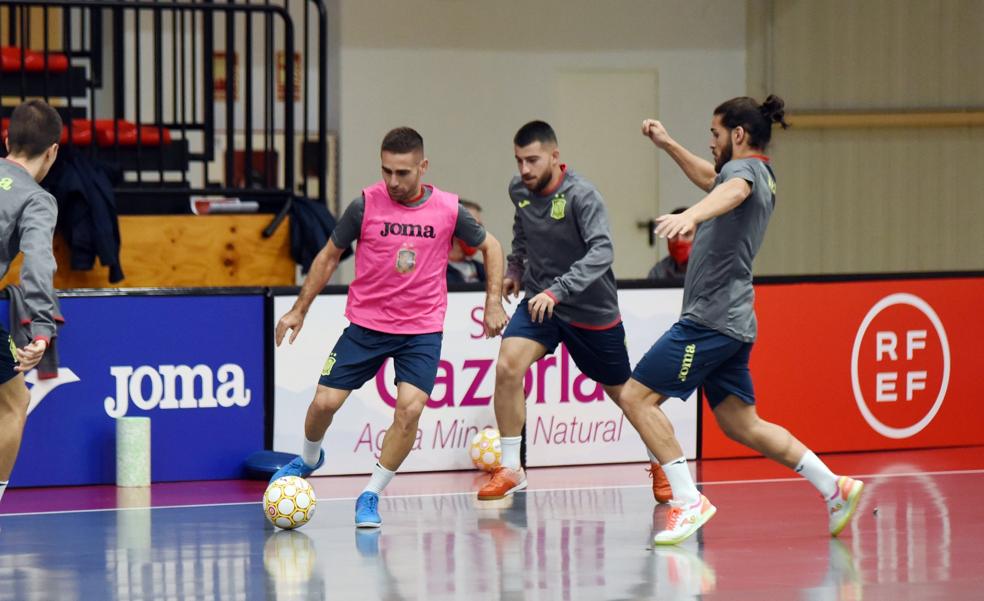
[388,185,415,202]
[524,170,553,194]
[714,140,733,173]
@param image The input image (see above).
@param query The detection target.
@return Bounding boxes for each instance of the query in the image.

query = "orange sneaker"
[477,467,527,501]
[648,462,673,504]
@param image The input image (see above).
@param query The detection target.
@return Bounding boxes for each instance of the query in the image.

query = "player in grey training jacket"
[0,99,61,505]
[477,121,637,501]
[624,96,864,546]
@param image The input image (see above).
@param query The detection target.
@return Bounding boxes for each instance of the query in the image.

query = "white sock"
[0,480,7,503]
[646,448,659,463]
[795,450,838,499]
[363,463,396,495]
[500,436,523,470]
[302,436,323,468]
[661,457,700,505]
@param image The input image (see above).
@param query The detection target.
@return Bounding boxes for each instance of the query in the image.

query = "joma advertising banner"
[273,289,697,475]
[6,294,265,487]
[701,277,984,458]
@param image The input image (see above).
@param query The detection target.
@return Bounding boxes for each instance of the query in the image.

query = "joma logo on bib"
[379,222,436,238]
[104,364,252,418]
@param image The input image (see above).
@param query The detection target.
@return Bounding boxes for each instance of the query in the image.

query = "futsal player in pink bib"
[273,127,508,528]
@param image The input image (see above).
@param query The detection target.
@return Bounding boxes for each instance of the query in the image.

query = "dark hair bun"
[761,95,788,129]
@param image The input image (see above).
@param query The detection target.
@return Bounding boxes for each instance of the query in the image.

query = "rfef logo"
[851,293,950,439]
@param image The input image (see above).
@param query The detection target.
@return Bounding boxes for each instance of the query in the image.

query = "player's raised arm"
[654,177,752,239]
[641,119,716,192]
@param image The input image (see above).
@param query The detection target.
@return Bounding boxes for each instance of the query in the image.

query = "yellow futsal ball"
[264,476,317,530]
[469,428,502,472]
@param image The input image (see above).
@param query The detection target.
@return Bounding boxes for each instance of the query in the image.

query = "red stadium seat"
[0,47,21,71]
[92,120,172,147]
[0,46,70,73]
[22,50,69,72]
[62,123,94,146]
[1,119,172,147]
[1,117,93,146]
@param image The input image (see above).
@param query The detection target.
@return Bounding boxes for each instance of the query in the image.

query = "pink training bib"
[346,181,459,334]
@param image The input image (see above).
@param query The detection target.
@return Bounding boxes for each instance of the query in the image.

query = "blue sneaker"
[269,450,325,484]
[355,491,382,528]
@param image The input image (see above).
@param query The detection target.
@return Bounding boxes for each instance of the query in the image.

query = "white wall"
[336,0,746,280]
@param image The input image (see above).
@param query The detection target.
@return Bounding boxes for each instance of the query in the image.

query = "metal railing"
[0,0,329,234]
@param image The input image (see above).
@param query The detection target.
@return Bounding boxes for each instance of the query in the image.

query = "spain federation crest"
[395,244,417,274]
[550,194,566,220]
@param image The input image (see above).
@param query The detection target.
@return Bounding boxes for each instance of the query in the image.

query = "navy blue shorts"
[632,319,755,408]
[503,299,631,386]
[318,324,443,395]
[0,325,17,385]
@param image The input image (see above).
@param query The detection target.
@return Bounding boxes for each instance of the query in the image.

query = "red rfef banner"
[701,277,984,459]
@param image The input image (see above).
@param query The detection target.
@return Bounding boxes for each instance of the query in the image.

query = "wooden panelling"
[0,215,295,289]
[770,0,984,110]
[747,0,984,275]
[755,127,984,275]
[0,6,62,49]
[788,111,984,130]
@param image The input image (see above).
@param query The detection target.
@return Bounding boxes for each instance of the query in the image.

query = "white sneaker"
[827,476,864,536]
[652,494,716,546]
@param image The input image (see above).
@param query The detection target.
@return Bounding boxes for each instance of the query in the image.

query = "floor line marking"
[699,468,984,488]
[0,501,259,517]
[2,467,981,517]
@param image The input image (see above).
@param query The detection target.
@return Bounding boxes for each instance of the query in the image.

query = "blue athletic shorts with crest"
[318,323,443,395]
[502,299,631,386]
[631,319,756,408]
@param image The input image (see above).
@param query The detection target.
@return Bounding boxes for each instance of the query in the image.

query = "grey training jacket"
[506,167,621,327]
[0,158,58,341]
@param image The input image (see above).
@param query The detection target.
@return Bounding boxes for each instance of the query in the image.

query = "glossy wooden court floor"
[1,446,982,600]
